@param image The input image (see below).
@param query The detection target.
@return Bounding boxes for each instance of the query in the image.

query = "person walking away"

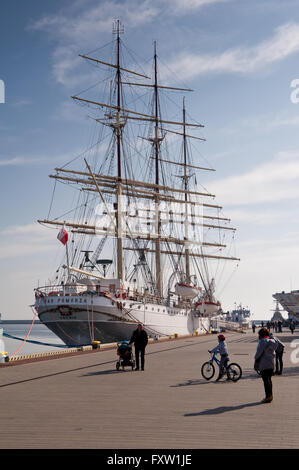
[289,321,295,334]
[254,328,277,403]
[274,321,278,333]
[278,320,282,333]
[252,321,256,334]
[130,323,148,371]
[209,334,229,381]
[269,333,285,375]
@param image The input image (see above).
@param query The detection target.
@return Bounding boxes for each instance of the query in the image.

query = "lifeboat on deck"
[195,299,221,316]
[175,283,202,299]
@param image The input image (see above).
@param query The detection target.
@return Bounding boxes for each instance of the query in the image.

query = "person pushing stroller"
[209,334,229,381]
[130,323,148,371]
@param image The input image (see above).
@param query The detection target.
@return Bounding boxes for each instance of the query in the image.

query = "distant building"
[271,301,285,323]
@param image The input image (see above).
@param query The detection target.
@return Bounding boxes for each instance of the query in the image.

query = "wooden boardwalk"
[0,330,299,449]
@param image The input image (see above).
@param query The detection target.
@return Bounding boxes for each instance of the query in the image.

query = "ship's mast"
[40,24,240,290]
[115,19,122,179]
[114,19,124,280]
[182,98,191,283]
[153,41,162,297]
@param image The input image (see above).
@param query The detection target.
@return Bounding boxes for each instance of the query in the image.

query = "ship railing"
[211,318,245,332]
[35,286,171,306]
[35,285,113,297]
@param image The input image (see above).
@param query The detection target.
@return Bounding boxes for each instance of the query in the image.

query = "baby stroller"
[116,340,135,371]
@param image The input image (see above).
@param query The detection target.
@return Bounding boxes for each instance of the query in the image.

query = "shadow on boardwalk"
[184,401,262,416]
[171,370,260,388]
[83,369,122,376]
[171,365,299,388]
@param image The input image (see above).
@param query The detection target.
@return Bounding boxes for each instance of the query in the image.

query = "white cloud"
[228,207,288,226]
[30,0,227,37]
[209,149,299,206]
[0,156,47,166]
[31,5,299,89]
[30,1,159,86]
[1,223,50,236]
[0,223,58,260]
[0,151,79,167]
[10,99,32,108]
[219,109,299,137]
[29,0,233,87]
[172,0,229,13]
[164,22,299,79]
[30,1,159,43]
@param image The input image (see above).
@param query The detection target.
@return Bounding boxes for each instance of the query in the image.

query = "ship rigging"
[35,20,239,346]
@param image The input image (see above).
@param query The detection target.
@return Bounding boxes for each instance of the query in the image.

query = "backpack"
[275,339,284,353]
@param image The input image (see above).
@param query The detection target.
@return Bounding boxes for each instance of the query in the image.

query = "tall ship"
[273,291,299,323]
[34,21,239,346]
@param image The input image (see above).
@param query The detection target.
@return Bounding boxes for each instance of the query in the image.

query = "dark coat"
[130,328,148,348]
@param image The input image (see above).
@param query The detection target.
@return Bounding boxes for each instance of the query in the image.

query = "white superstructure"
[273,291,299,322]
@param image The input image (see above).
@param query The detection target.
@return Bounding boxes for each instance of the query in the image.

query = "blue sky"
[1,0,299,319]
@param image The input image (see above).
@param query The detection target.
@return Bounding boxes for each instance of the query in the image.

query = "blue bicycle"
[201,351,242,382]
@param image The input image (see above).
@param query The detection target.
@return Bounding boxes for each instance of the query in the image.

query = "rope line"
[10,298,42,357]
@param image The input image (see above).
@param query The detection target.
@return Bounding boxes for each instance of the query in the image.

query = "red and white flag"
[57,226,69,245]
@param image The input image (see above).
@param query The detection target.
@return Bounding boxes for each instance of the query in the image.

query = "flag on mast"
[57,225,69,245]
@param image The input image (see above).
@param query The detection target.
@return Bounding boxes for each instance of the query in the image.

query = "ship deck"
[0,330,299,450]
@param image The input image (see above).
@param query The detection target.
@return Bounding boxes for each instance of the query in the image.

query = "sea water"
[1,322,66,356]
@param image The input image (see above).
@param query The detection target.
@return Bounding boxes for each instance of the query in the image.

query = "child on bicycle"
[209,333,229,381]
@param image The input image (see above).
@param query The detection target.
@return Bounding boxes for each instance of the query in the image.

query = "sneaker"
[135,367,139,371]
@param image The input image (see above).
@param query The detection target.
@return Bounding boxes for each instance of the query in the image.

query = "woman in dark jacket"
[254,328,277,403]
[130,323,148,371]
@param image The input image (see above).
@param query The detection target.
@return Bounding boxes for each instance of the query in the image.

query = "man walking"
[130,323,148,371]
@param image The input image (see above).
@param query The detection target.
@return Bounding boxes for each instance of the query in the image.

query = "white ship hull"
[36,292,210,346]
